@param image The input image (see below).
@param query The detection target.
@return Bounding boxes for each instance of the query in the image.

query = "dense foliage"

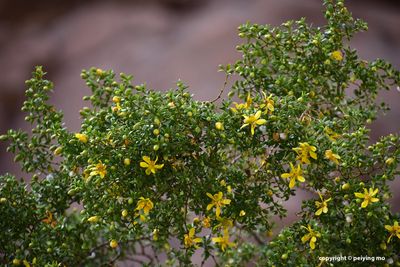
[1,0,399,266]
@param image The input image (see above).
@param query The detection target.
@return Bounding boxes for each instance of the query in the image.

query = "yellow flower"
[212,229,235,251]
[385,221,400,243]
[214,217,233,231]
[292,142,317,164]
[315,193,332,216]
[324,127,340,141]
[354,188,379,208]
[89,161,107,179]
[75,133,88,143]
[231,93,252,113]
[136,197,154,215]
[281,163,305,188]
[301,225,320,250]
[109,239,118,249]
[42,211,57,227]
[87,216,100,223]
[240,110,267,136]
[325,149,341,165]
[184,228,202,248]
[202,217,211,228]
[260,92,274,114]
[239,210,246,217]
[206,192,231,217]
[140,156,164,175]
[330,50,343,61]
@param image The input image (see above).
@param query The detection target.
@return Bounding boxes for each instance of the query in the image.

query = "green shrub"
[1,0,399,266]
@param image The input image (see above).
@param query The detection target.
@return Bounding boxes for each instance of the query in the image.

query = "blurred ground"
[0,0,399,264]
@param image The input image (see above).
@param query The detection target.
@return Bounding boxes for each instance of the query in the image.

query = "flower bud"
[341,183,350,190]
[87,216,100,223]
[110,240,118,249]
[215,122,224,130]
[124,158,131,166]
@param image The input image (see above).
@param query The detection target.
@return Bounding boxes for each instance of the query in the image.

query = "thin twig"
[211,75,229,103]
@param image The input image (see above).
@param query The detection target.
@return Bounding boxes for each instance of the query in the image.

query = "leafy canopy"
[1,0,399,266]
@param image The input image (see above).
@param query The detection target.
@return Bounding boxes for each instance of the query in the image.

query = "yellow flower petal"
[354,192,364,198]
[189,227,195,237]
[310,241,316,250]
[256,119,267,125]
[315,208,322,216]
[289,178,296,188]
[370,197,379,203]
[140,162,149,168]
[370,188,379,196]
[297,176,305,183]
[143,156,151,164]
[361,200,368,208]
[281,173,290,179]
[222,199,231,205]
[301,234,310,243]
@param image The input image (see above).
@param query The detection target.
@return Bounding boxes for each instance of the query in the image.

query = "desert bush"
[0,0,399,266]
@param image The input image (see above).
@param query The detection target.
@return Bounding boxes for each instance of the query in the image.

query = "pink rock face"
[0,1,399,264]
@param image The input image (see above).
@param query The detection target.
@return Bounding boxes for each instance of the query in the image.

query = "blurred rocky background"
[0,0,399,260]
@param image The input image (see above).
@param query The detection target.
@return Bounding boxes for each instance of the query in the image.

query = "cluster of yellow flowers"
[76,128,165,179]
[293,142,317,164]
[79,154,164,183]
[281,141,341,189]
[183,191,235,251]
[231,93,273,136]
[206,191,235,250]
[111,96,122,113]
[86,197,155,249]
[300,186,384,250]
[134,197,154,222]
